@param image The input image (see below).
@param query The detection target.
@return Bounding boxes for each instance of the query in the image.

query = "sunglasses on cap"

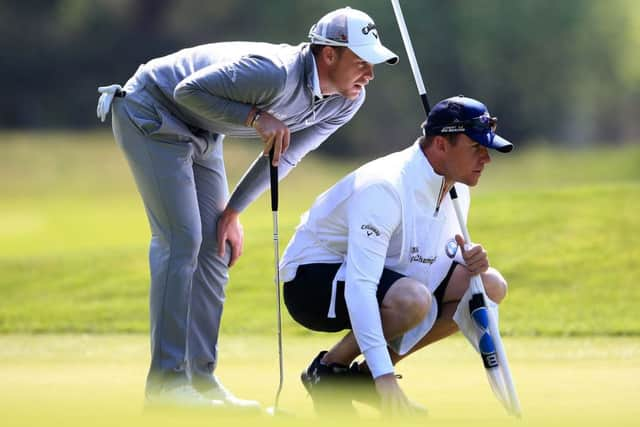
[430,114,498,134]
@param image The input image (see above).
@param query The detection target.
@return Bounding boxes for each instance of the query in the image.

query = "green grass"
[1,334,639,426]
[0,131,639,335]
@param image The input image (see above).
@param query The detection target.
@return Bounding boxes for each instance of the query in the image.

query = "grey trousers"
[111,93,231,394]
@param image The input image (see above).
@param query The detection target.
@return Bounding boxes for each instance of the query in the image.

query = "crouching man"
[279,96,513,417]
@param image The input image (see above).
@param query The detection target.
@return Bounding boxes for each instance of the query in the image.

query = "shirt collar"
[309,54,323,99]
[408,140,449,205]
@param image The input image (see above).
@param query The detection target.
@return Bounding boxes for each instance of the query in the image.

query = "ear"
[433,135,449,153]
[321,46,337,65]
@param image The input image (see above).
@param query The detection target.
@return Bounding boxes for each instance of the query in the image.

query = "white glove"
[96,84,123,122]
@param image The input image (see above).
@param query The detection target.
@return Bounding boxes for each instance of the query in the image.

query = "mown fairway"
[1,334,638,427]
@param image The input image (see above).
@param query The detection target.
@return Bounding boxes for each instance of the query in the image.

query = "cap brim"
[350,44,399,65]
[467,130,513,153]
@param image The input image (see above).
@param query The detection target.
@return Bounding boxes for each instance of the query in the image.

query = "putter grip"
[269,148,278,211]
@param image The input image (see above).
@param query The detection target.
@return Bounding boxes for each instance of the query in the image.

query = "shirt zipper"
[434,177,447,218]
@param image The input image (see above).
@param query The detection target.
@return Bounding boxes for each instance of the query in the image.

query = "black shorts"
[434,261,458,318]
[283,261,458,333]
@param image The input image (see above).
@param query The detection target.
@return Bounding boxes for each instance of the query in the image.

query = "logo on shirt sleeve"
[361,224,380,237]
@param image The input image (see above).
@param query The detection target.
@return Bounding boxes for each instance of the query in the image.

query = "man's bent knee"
[481,268,508,304]
[382,278,432,328]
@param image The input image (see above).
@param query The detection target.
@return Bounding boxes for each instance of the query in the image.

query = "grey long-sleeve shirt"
[125,41,365,212]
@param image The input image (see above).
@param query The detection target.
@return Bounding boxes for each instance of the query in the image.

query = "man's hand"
[374,373,414,418]
[253,111,290,166]
[455,234,489,275]
[217,207,244,267]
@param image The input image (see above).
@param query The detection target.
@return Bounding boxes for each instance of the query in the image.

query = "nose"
[364,64,374,81]
[481,147,492,164]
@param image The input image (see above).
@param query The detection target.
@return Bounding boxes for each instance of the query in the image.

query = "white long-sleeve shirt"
[280,141,470,378]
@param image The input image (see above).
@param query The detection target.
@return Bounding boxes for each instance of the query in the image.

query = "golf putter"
[265,147,285,416]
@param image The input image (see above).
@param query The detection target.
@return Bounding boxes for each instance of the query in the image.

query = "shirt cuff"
[363,345,394,379]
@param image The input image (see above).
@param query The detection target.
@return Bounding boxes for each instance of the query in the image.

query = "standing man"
[279,96,513,416]
[96,7,398,408]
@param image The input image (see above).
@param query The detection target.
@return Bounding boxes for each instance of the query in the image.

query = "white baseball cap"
[308,7,399,65]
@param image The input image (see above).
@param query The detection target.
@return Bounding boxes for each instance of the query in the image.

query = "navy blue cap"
[422,95,513,153]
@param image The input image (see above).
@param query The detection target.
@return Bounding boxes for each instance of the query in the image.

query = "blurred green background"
[3,0,640,154]
[0,0,639,335]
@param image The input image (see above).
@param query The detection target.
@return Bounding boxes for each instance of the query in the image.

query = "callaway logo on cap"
[308,7,399,65]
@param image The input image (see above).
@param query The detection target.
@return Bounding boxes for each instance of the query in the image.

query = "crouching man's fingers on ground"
[375,372,415,417]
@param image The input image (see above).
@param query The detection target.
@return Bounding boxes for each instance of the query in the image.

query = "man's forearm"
[227,154,299,212]
[226,125,330,212]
